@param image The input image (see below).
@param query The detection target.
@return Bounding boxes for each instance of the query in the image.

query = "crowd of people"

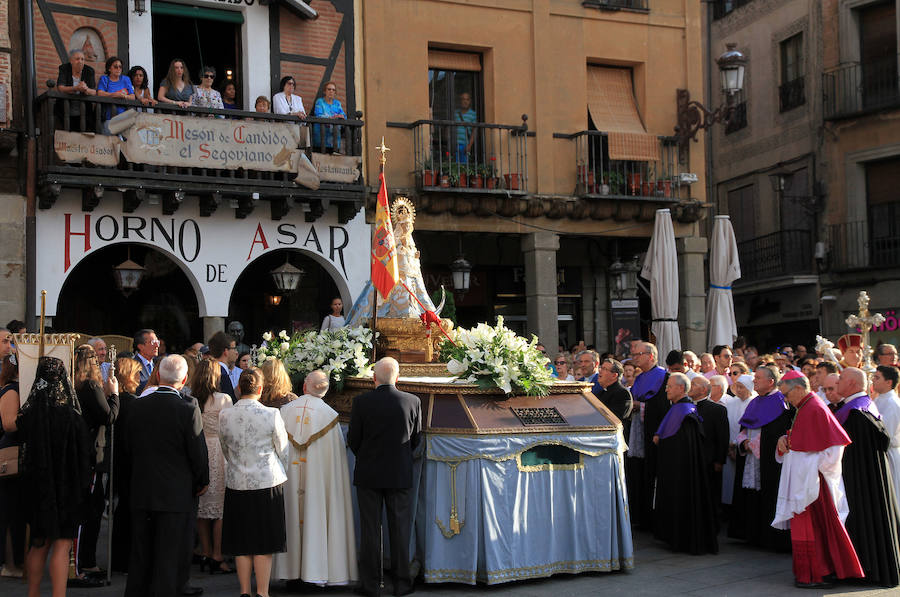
[1,315,899,593]
[56,49,348,152]
[549,334,900,589]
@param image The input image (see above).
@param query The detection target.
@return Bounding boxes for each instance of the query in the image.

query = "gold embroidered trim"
[434,462,464,538]
[423,556,635,584]
[425,437,622,463]
[515,451,586,473]
[287,415,339,451]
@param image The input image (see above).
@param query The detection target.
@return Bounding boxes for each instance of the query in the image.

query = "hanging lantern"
[270,259,305,293]
[114,248,146,297]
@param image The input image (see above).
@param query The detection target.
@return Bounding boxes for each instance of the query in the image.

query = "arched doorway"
[229,249,341,344]
[55,244,202,352]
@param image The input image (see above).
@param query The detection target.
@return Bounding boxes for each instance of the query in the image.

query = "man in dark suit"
[207,331,238,401]
[132,328,159,394]
[348,357,421,597]
[125,355,208,597]
[593,357,633,424]
[689,375,729,513]
[56,48,97,131]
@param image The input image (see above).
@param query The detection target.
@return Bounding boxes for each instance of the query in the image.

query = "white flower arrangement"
[439,316,554,396]
[255,327,375,391]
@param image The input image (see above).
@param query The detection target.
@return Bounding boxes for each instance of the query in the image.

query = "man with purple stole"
[835,367,900,587]
[652,373,718,554]
[625,342,670,530]
[728,364,792,551]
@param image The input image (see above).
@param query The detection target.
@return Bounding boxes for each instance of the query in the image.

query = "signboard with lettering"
[36,193,369,319]
[54,131,120,166]
[109,110,304,173]
[311,152,361,183]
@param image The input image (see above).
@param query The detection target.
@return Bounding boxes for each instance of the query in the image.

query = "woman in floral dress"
[190,65,224,111]
[194,360,233,573]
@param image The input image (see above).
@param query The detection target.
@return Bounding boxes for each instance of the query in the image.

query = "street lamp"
[608,256,640,300]
[449,235,472,294]
[113,248,146,297]
[270,258,304,293]
[768,165,823,214]
[675,43,748,148]
[133,0,146,15]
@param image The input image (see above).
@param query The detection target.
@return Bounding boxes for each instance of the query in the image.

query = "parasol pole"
[105,344,117,585]
[38,290,46,357]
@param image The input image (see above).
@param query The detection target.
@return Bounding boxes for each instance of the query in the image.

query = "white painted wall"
[127,0,272,108]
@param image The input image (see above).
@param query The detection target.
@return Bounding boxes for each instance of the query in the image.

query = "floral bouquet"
[256,327,374,391]
[439,316,554,396]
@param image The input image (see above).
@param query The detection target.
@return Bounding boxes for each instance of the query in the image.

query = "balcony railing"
[736,229,813,282]
[554,130,683,200]
[828,209,900,271]
[779,77,806,112]
[387,117,531,194]
[824,55,900,119]
[36,91,365,205]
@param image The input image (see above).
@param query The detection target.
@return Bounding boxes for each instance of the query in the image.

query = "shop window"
[779,34,805,112]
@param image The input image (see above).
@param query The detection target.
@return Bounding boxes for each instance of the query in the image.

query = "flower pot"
[457,172,468,187]
[487,177,499,189]
[422,169,435,187]
[626,173,642,196]
[504,173,520,190]
[641,181,653,197]
[658,180,672,198]
[470,174,483,188]
[439,174,450,188]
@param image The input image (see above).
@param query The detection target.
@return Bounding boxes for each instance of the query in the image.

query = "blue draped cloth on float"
[420,430,633,584]
[345,277,438,326]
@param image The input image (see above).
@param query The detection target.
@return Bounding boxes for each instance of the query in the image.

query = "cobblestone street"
[3,527,893,597]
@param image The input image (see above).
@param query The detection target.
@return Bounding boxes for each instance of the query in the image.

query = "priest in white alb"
[272,369,358,586]
[873,365,900,511]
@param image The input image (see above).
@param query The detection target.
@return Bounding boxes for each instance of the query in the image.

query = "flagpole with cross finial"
[371,137,391,363]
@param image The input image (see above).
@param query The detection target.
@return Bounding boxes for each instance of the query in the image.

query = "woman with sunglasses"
[191,66,225,112]
[554,353,575,381]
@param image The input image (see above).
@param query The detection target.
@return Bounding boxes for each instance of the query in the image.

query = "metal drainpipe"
[23,0,37,327]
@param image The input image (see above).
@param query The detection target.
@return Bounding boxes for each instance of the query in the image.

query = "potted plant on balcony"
[419,155,436,187]
[486,157,500,189]
[626,171,642,196]
[656,178,673,198]
[439,152,452,187]
[604,171,625,195]
[469,163,484,188]
[504,171,521,191]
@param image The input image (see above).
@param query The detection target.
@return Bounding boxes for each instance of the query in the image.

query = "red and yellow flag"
[371,172,399,299]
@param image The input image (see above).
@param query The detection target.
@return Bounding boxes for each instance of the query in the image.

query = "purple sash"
[738,391,788,429]
[631,366,667,403]
[835,395,881,425]
[655,401,699,440]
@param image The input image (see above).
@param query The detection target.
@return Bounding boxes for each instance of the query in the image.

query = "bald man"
[348,358,421,596]
[690,375,729,512]
[274,370,357,585]
[834,367,900,586]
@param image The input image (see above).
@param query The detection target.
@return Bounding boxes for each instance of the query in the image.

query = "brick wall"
[278,1,350,111]
[32,1,119,91]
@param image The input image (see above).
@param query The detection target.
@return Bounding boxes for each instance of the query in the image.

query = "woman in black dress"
[72,343,119,576]
[19,356,93,597]
[0,355,24,578]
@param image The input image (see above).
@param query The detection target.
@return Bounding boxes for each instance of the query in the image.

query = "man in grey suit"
[348,357,421,597]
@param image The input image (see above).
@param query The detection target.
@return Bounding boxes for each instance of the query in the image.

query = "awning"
[587,66,659,161]
[277,0,318,19]
[428,49,482,72]
[151,1,244,23]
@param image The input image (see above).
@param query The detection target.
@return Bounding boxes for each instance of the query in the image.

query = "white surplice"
[874,389,900,511]
[273,394,358,585]
[721,393,754,504]
[772,445,848,530]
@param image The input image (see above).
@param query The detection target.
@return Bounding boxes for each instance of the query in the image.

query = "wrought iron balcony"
[824,55,900,120]
[35,91,365,220]
[387,116,531,194]
[828,208,900,271]
[553,130,683,201]
[736,229,813,282]
[712,0,753,20]
[779,77,806,112]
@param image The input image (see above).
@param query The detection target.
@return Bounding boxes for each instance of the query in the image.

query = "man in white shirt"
[873,365,900,511]
[88,337,112,382]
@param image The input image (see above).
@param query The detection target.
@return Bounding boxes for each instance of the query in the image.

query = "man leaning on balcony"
[56,48,97,131]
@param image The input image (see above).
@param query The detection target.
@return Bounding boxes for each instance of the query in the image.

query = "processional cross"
[845,290,885,376]
[377,136,390,167]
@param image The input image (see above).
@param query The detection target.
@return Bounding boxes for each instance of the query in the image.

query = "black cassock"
[625,372,670,530]
[727,408,792,552]
[841,409,900,587]
[654,399,718,555]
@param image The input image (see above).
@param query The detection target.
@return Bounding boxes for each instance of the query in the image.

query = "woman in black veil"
[17,356,92,597]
